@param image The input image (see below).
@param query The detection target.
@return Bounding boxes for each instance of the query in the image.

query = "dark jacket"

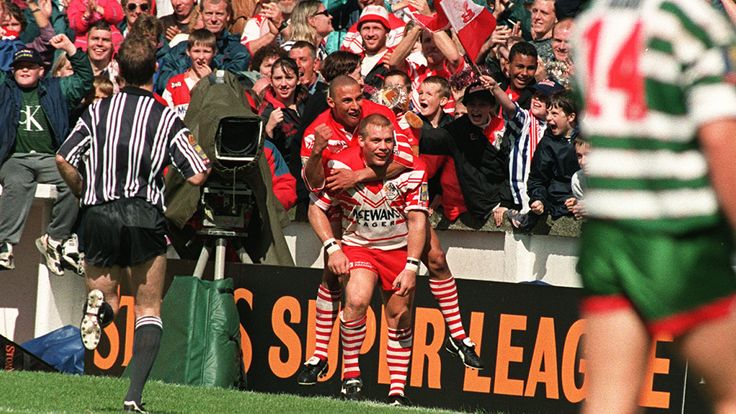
[527,128,580,219]
[155,30,250,93]
[420,115,514,222]
[0,49,93,162]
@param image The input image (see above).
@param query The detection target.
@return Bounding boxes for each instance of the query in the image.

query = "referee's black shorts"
[82,198,167,268]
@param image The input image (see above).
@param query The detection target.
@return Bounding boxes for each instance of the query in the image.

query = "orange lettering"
[94,322,119,370]
[377,307,390,385]
[409,307,444,389]
[234,288,253,371]
[463,312,492,393]
[494,313,526,396]
[561,319,586,403]
[268,296,302,379]
[639,334,672,409]
[525,317,559,399]
[120,295,135,367]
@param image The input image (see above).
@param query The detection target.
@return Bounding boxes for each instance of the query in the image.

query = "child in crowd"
[566,136,589,220]
[83,75,114,107]
[417,76,453,129]
[526,91,580,220]
[487,77,564,217]
[162,29,216,119]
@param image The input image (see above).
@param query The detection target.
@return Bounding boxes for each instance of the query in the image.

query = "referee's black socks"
[125,316,163,405]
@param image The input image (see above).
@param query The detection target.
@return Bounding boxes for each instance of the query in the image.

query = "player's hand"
[530,200,545,215]
[165,25,181,41]
[493,206,507,227]
[50,34,75,55]
[564,197,577,212]
[312,124,333,154]
[326,168,359,192]
[327,249,349,276]
[393,269,416,296]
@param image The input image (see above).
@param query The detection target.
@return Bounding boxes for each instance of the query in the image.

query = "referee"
[56,35,210,414]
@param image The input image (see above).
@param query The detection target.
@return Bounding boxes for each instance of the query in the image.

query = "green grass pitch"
[0,370,469,413]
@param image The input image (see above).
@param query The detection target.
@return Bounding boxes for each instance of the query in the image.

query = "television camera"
[192,116,264,280]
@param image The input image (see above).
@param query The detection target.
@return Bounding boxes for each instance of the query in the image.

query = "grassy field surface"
[0,370,465,414]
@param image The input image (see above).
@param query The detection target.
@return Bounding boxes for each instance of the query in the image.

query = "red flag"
[409,0,495,64]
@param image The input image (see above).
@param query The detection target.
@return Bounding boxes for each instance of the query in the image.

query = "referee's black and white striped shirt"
[58,86,210,212]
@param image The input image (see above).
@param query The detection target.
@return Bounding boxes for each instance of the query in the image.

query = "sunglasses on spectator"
[311,10,330,17]
[127,3,150,11]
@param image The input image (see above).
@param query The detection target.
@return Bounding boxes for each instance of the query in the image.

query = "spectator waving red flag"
[409,0,496,63]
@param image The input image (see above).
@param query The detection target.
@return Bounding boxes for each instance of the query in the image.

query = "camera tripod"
[192,185,254,280]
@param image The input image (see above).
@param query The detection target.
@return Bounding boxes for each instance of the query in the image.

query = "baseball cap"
[358,5,390,30]
[13,49,43,67]
[462,82,494,104]
[531,79,565,96]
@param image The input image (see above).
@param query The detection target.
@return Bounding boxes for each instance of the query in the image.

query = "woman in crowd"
[282,0,332,58]
[258,57,307,180]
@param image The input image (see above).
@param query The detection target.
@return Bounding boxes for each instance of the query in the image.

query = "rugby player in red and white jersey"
[296,75,484,388]
[309,113,427,405]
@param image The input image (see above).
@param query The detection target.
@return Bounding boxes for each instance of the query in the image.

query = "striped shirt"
[506,103,546,212]
[312,146,429,250]
[573,0,736,233]
[58,86,210,212]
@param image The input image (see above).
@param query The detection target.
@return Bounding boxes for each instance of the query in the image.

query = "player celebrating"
[296,76,483,386]
[574,1,736,413]
[309,113,427,406]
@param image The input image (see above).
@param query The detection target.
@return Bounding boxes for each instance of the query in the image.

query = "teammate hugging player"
[308,113,428,406]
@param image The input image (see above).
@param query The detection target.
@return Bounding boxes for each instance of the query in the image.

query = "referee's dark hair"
[117,35,157,87]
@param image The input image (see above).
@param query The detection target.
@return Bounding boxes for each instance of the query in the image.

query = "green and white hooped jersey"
[573,0,736,233]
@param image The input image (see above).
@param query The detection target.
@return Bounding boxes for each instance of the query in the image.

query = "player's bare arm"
[308,201,349,276]
[393,210,427,296]
[699,118,736,229]
[304,124,332,191]
[326,161,407,192]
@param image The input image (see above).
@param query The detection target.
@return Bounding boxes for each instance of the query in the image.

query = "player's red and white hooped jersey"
[161,72,196,119]
[312,147,429,250]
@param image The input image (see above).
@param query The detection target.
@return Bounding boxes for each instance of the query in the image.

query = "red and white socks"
[429,276,467,340]
[386,327,413,397]
[312,285,341,361]
[340,312,367,379]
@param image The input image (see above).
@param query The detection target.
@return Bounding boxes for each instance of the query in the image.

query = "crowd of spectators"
[14,0,733,269]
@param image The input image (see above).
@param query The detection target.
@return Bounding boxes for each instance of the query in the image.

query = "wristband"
[323,238,341,255]
[405,257,420,272]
